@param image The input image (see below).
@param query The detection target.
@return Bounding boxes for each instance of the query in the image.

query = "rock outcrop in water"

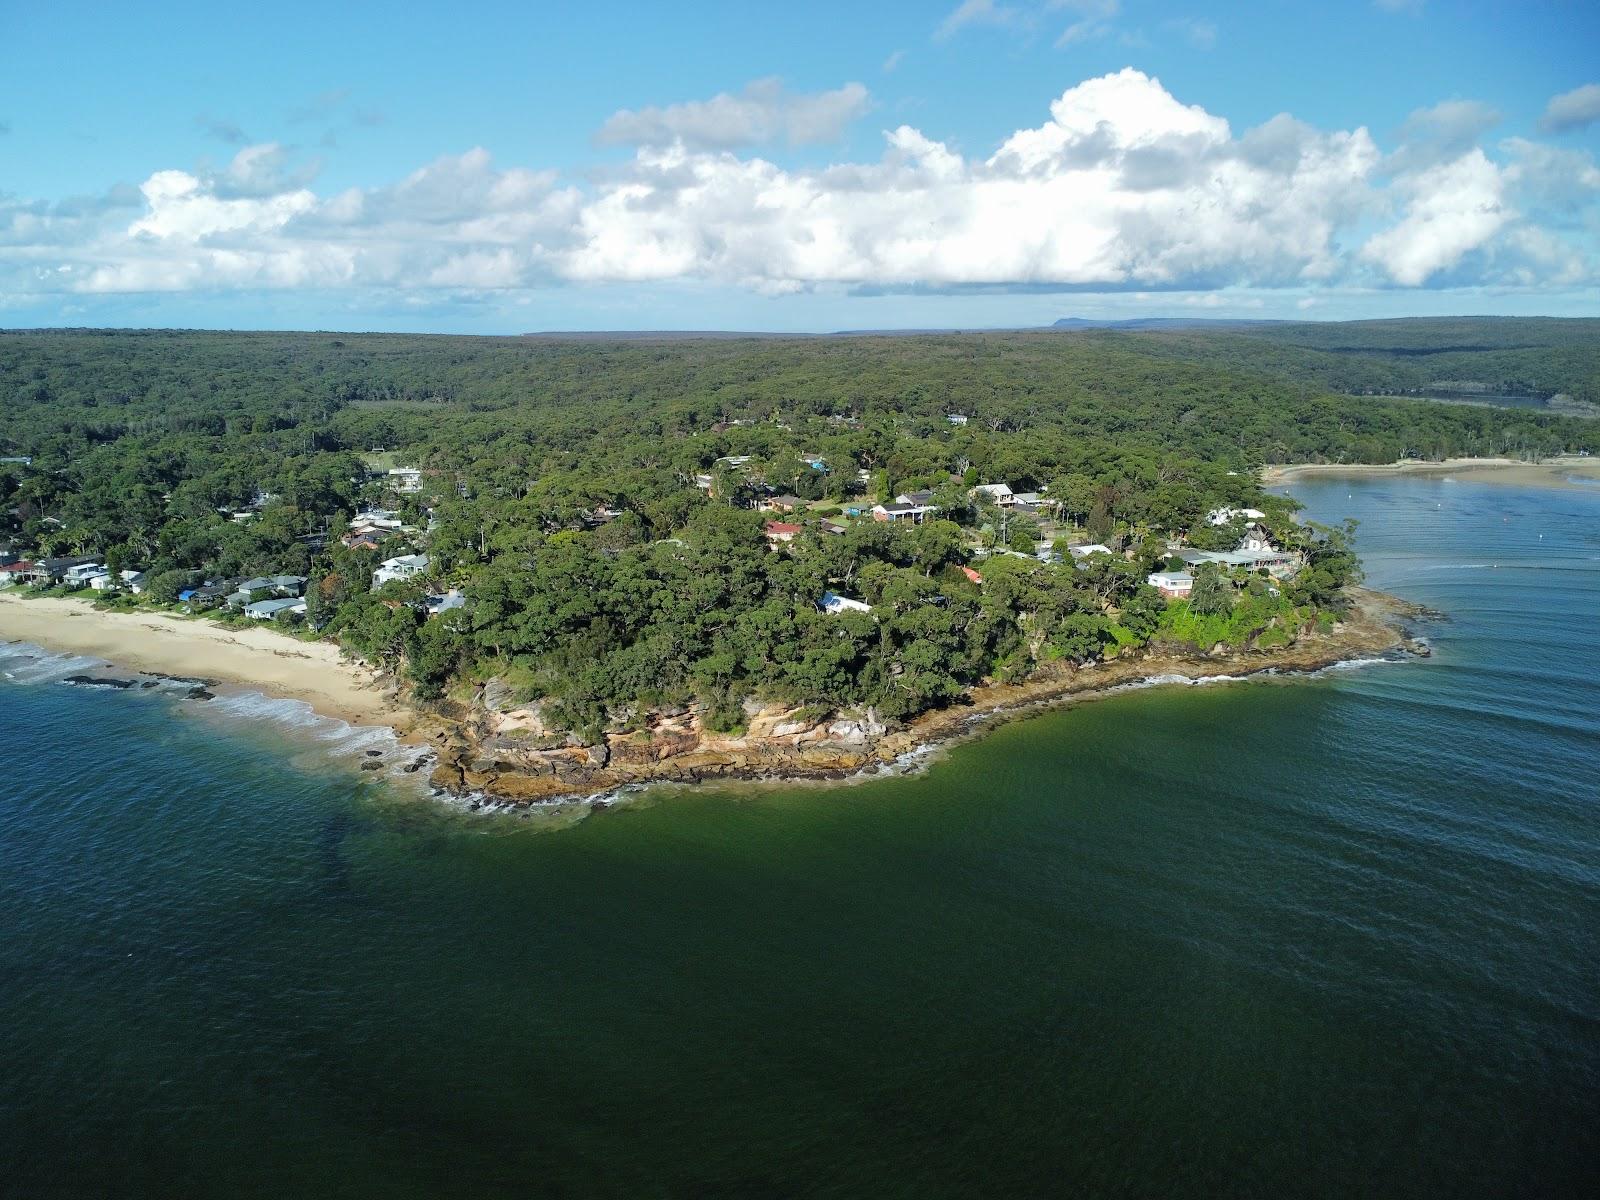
[427,587,1430,806]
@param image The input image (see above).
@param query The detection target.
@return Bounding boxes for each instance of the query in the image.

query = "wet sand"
[1263,456,1600,490]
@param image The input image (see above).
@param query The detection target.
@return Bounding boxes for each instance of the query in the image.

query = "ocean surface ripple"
[2,475,1597,1199]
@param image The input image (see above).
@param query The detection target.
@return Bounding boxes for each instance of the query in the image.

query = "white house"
[1206,506,1266,526]
[871,501,937,525]
[245,597,307,620]
[1148,570,1194,599]
[387,468,423,494]
[820,591,872,614]
[971,483,1016,508]
[1068,543,1113,560]
[1239,523,1275,553]
[87,568,146,592]
[373,553,430,587]
[946,414,969,426]
[351,508,404,530]
[62,562,106,588]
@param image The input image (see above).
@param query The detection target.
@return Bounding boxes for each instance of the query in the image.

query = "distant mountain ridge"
[1050,316,1290,331]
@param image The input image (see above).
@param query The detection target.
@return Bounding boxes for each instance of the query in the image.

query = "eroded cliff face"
[427,700,881,801]
[428,588,1429,805]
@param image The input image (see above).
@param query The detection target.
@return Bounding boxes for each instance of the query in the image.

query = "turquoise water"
[3,476,1598,1198]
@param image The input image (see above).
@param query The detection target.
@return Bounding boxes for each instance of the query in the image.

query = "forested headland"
[2,320,1594,747]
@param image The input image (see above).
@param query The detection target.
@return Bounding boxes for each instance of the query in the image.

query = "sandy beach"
[0,593,417,732]
[1263,455,1600,490]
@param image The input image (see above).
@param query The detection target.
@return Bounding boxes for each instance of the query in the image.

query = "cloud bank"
[3,69,1596,304]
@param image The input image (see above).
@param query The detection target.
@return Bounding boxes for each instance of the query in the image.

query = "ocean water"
[2,476,1597,1199]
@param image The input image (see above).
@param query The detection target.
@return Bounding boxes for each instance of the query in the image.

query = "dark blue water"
[2,476,1597,1199]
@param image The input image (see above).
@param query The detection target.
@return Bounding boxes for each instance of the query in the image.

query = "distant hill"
[1051,316,1289,331]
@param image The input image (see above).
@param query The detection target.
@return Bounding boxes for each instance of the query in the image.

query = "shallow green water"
[3,476,1598,1198]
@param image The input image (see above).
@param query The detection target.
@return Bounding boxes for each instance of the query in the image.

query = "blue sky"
[3,0,1598,331]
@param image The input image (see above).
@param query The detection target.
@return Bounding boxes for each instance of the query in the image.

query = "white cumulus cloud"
[1361,150,1508,285]
[1,69,1595,303]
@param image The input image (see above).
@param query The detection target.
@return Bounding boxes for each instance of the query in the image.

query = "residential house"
[1206,506,1266,526]
[760,494,804,514]
[960,566,984,584]
[0,560,33,587]
[342,528,395,551]
[373,553,430,587]
[971,483,1016,508]
[896,490,938,507]
[226,575,306,608]
[1011,491,1055,517]
[1239,523,1274,553]
[764,521,802,546]
[424,589,466,618]
[350,509,406,535]
[871,500,937,525]
[20,556,98,587]
[1068,544,1113,560]
[387,467,423,494]
[227,577,274,607]
[1176,545,1299,578]
[244,597,307,621]
[1148,570,1194,599]
[62,562,107,588]
[820,591,872,614]
[183,579,243,607]
[945,414,969,426]
[817,519,848,536]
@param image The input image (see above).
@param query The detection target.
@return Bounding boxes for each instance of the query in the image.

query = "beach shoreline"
[1,586,1432,810]
[1263,455,1600,490]
[0,592,421,735]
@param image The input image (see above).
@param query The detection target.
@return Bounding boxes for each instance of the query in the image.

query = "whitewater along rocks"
[63,674,136,689]
[426,587,1431,807]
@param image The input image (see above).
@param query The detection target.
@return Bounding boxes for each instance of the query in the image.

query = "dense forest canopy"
[1099,316,1600,405]
[1,321,1594,736]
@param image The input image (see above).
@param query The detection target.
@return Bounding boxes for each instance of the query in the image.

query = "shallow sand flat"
[0,593,415,731]
[1263,456,1600,490]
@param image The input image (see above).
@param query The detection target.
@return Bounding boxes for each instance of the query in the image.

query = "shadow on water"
[316,810,357,900]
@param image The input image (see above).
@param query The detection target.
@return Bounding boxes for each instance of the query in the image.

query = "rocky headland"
[426,587,1435,807]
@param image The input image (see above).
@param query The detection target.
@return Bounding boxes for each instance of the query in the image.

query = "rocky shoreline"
[424,587,1436,808]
